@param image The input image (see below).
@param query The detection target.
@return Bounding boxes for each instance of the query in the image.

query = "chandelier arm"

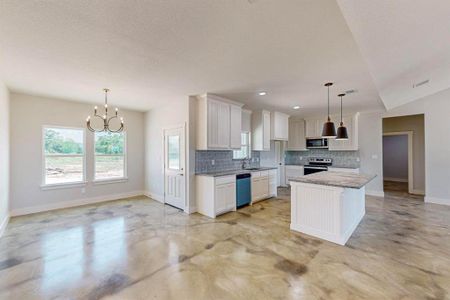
[106,115,124,133]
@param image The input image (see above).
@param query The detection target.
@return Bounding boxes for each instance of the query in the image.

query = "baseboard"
[384,177,408,183]
[145,191,164,203]
[366,190,385,198]
[0,214,10,238]
[10,190,145,217]
[411,189,425,196]
[425,196,450,206]
[184,205,197,214]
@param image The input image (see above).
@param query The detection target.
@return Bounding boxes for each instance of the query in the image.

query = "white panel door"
[215,184,229,214]
[164,126,185,210]
[230,105,242,149]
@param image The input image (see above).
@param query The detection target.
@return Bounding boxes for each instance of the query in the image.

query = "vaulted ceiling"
[337,0,450,110]
[1,1,447,116]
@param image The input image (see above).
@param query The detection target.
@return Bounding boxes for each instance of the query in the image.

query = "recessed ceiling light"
[293,106,300,110]
[258,91,267,96]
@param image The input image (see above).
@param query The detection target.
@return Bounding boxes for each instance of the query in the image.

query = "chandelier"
[86,89,124,133]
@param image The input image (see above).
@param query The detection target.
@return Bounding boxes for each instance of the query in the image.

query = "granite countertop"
[196,167,278,177]
[289,171,376,189]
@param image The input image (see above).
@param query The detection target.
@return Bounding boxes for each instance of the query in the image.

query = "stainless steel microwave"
[306,138,328,149]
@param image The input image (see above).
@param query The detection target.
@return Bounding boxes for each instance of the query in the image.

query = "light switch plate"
[211,159,215,166]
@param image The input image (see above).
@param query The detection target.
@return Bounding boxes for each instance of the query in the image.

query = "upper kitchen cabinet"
[305,118,324,138]
[270,111,290,141]
[329,113,359,151]
[252,110,271,151]
[287,118,307,151]
[195,94,244,150]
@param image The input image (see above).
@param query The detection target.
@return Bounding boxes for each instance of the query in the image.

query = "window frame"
[41,125,87,190]
[233,131,252,160]
[93,131,128,183]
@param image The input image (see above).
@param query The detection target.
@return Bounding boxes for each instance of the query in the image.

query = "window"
[167,135,180,170]
[233,132,251,160]
[43,127,85,185]
[94,132,126,180]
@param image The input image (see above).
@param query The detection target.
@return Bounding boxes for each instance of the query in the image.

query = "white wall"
[9,93,145,215]
[360,87,450,205]
[144,99,189,202]
[383,135,408,181]
[0,81,10,234]
[358,111,384,196]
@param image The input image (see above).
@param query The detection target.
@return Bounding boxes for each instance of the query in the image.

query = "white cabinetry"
[285,165,304,185]
[287,119,307,150]
[230,104,242,149]
[328,167,360,174]
[269,169,278,197]
[305,119,323,138]
[271,111,289,141]
[196,94,243,150]
[328,113,359,151]
[251,171,269,203]
[252,110,271,151]
[196,175,236,218]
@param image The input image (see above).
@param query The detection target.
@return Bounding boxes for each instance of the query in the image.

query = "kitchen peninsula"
[289,171,375,245]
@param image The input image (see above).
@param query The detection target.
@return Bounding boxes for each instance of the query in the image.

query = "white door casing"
[164,125,186,209]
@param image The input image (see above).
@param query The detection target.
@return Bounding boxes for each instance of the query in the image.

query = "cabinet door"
[226,183,236,210]
[263,111,271,150]
[215,184,228,214]
[269,173,277,197]
[260,177,269,198]
[207,100,220,148]
[217,101,230,148]
[288,120,306,150]
[230,105,242,149]
[251,178,260,202]
[305,119,316,138]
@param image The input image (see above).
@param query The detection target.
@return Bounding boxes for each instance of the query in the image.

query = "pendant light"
[321,82,337,138]
[336,93,348,140]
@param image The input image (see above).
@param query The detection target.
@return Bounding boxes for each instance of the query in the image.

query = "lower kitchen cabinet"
[251,170,270,203]
[285,165,304,185]
[269,169,278,197]
[196,175,236,218]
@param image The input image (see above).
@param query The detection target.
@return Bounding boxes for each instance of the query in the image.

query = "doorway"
[382,114,425,198]
[163,125,186,210]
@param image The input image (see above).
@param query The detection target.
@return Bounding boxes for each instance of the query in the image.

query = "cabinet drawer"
[260,170,269,177]
[251,171,261,178]
[215,175,236,185]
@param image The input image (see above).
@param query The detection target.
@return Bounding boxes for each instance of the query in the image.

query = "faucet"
[242,158,250,169]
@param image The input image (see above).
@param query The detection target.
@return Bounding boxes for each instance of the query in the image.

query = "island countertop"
[289,171,376,189]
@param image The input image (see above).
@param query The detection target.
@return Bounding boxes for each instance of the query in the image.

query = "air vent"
[344,89,357,94]
[413,79,429,88]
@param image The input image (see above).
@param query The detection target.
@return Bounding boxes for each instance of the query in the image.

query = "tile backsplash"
[195,150,260,173]
[285,149,360,168]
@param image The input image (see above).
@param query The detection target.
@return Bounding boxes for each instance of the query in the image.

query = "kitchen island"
[289,171,375,245]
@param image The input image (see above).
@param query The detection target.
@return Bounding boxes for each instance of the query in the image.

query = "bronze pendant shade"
[336,93,348,140]
[322,82,337,138]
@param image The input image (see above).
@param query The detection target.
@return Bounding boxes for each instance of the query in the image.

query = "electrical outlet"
[211,159,215,166]
[356,157,360,162]
[371,154,378,159]
[81,188,86,194]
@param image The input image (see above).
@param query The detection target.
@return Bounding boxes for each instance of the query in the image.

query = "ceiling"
[337,0,450,110]
[0,0,385,116]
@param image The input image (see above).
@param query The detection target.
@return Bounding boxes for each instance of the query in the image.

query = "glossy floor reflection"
[1,189,450,299]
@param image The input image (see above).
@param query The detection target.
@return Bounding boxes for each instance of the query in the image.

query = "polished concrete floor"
[1,188,450,299]
[384,180,425,200]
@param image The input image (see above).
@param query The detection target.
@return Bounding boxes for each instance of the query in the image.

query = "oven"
[303,165,328,175]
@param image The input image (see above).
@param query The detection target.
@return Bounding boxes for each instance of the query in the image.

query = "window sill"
[92,178,129,185]
[41,181,87,191]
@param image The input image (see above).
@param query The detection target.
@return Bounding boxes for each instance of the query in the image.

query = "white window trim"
[233,131,252,160]
[93,131,128,183]
[41,125,87,189]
